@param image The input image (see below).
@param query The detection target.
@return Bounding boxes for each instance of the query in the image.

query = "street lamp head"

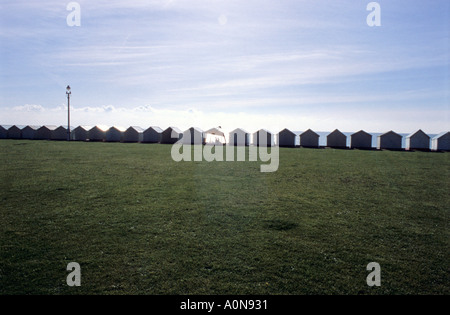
[66,85,71,94]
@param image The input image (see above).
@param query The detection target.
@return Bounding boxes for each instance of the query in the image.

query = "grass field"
[0,139,448,295]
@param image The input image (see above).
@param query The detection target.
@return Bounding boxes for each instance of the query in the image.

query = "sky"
[0,0,448,134]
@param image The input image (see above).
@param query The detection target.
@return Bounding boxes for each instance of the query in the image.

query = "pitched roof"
[432,131,450,140]
[378,130,402,138]
[127,126,145,133]
[300,129,319,136]
[351,130,371,137]
[279,128,296,135]
[165,126,182,134]
[40,125,58,131]
[230,128,249,134]
[92,125,109,132]
[406,129,429,139]
[74,125,92,131]
[188,127,204,133]
[255,128,272,134]
[145,126,163,133]
[328,129,345,136]
[108,126,127,132]
[23,125,40,130]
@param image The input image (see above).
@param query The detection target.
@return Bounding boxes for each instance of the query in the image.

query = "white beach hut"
[182,127,205,145]
[229,128,250,146]
[253,129,274,147]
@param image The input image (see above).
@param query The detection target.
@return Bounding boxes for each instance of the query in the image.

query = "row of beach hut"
[0,125,449,151]
[255,128,449,151]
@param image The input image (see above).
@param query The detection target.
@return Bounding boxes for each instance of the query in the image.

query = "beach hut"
[7,125,22,139]
[72,126,90,141]
[0,125,7,139]
[205,127,226,145]
[182,127,206,145]
[51,126,68,140]
[106,126,126,142]
[327,129,347,148]
[143,126,163,143]
[88,126,107,142]
[300,129,320,148]
[160,127,183,144]
[35,125,58,140]
[229,128,250,146]
[253,129,274,147]
[350,130,372,149]
[377,131,402,150]
[21,125,39,140]
[277,128,297,147]
[431,132,450,151]
[124,126,144,142]
[405,129,430,151]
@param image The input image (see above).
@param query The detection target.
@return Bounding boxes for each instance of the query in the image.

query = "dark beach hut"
[300,129,320,148]
[326,129,347,148]
[277,128,297,147]
[350,130,372,149]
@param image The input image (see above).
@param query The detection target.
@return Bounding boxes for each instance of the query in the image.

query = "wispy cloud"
[12,104,45,112]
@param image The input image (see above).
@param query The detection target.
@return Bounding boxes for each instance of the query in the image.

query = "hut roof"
[127,126,145,133]
[300,129,319,136]
[75,125,92,131]
[146,126,163,133]
[108,126,127,132]
[165,126,182,133]
[279,128,296,135]
[379,130,401,138]
[23,125,40,130]
[351,130,371,137]
[230,128,249,134]
[40,125,58,131]
[432,131,449,139]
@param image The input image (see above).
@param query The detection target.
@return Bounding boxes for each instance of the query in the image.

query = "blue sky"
[0,0,448,133]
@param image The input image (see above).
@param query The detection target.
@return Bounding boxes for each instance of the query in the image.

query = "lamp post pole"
[66,85,71,141]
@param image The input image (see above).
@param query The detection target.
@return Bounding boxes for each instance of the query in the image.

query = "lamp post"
[66,85,71,141]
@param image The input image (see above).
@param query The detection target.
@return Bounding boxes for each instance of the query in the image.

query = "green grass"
[0,139,448,295]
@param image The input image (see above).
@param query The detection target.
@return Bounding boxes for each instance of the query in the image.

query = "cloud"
[12,104,45,112]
